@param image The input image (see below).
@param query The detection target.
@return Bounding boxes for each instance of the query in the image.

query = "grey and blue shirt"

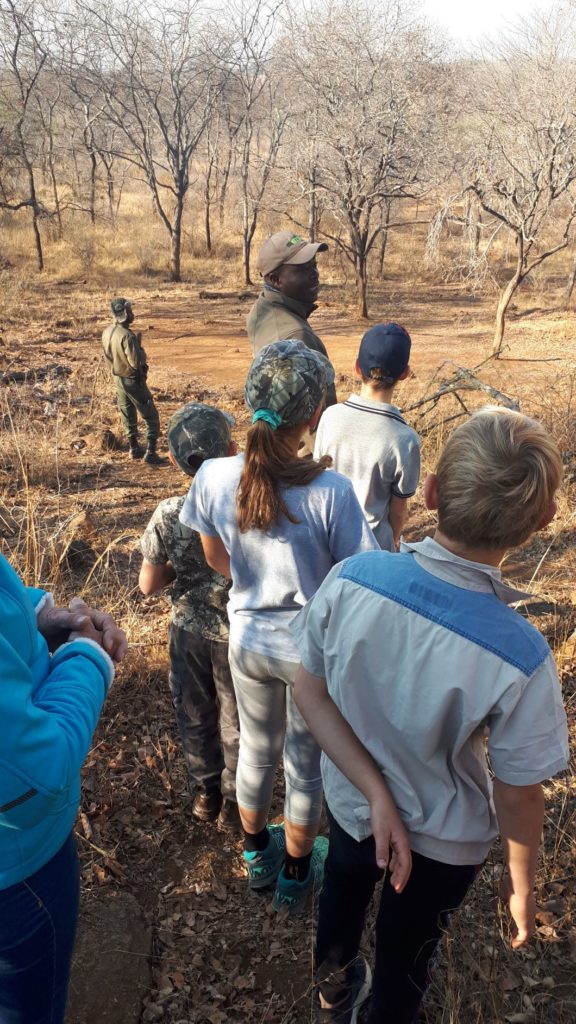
[292,537,569,865]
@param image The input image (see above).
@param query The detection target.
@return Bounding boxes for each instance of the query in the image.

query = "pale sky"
[420,0,555,47]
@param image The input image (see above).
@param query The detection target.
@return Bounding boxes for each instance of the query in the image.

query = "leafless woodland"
[3,0,576,351]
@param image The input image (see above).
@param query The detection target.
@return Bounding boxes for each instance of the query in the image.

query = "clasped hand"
[37,597,128,663]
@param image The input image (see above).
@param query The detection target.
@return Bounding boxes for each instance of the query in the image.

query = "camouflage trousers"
[114,375,160,444]
[168,624,240,801]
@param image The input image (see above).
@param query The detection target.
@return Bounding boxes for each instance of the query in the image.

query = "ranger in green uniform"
[101,297,162,464]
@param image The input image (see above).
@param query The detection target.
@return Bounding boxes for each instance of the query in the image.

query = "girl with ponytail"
[180,341,377,914]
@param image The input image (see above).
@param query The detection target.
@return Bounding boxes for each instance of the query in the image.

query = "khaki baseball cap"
[256,231,328,276]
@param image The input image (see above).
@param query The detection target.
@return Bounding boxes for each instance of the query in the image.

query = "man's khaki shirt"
[102,320,148,378]
[246,287,337,406]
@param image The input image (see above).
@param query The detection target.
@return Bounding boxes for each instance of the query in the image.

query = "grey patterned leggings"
[228,644,323,826]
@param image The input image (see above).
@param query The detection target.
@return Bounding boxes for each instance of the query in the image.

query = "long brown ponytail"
[237,421,331,532]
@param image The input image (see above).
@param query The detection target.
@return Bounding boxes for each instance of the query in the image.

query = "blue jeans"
[0,833,80,1024]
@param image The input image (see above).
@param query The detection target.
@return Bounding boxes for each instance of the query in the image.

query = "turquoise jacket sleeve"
[0,580,114,830]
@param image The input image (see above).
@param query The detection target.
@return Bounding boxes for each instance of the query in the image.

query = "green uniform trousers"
[114,375,160,444]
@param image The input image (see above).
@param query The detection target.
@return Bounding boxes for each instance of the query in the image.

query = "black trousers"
[316,810,480,1023]
[168,625,240,800]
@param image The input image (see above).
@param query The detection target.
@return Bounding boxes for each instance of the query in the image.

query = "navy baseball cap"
[357,322,411,383]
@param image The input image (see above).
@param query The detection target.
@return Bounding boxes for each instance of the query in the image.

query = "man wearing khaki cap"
[247,231,336,409]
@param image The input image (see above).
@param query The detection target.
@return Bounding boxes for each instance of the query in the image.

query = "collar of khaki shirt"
[400,535,533,605]
[261,284,317,319]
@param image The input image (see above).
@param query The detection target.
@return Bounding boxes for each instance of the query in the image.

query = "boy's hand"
[370,792,412,893]
[499,873,536,949]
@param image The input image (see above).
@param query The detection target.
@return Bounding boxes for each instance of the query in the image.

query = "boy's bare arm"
[388,495,410,549]
[493,778,545,948]
[294,664,411,891]
[139,558,176,595]
[199,534,231,579]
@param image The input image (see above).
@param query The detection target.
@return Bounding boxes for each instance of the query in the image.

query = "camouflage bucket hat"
[111,297,131,321]
[167,402,235,477]
[245,340,335,429]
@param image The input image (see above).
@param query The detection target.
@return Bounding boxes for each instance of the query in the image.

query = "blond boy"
[294,407,569,1024]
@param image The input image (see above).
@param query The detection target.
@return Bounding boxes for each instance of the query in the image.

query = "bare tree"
[464,8,576,355]
[220,0,288,284]
[282,0,448,317]
[0,0,48,269]
[77,0,229,281]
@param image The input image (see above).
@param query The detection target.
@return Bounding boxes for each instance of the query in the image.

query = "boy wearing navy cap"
[314,323,420,550]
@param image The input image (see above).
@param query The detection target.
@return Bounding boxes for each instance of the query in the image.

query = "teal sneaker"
[272,835,329,915]
[244,824,286,890]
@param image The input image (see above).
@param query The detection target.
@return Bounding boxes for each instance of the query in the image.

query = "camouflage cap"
[111,297,131,321]
[167,402,235,477]
[245,340,335,428]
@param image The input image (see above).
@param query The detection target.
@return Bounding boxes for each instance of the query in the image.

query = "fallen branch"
[400,360,520,437]
[198,289,256,301]
[404,363,519,418]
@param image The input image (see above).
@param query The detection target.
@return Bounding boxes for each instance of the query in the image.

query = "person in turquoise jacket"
[0,551,127,1024]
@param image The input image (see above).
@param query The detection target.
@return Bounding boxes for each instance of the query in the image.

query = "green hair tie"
[252,409,282,430]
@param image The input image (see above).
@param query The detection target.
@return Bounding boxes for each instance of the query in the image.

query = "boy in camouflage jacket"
[139,403,240,829]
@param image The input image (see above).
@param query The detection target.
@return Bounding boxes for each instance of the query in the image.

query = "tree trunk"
[241,136,252,286]
[492,264,523,356]
[26,162,43,270]
[170,196,184,282]
[308,161,319,241]
[46,129,62,239]
[242,228,252,287]
[378,201,391,276]
[89,150,97,224]
[31,203,43,271]
[100,155,115,223]
[204,158,213,253]
[218,145,233,225]
[48,160,62,239]
[564,254,576,308]
[357,251,368,318]
[19,123,43,271]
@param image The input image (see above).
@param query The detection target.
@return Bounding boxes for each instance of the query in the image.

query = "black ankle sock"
[243,826,269,853]
[284,850,312,882]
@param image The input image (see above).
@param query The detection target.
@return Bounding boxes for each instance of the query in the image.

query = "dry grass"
[0,211,575,1023]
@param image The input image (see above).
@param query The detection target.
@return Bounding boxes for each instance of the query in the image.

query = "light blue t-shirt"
[180,454,378,661]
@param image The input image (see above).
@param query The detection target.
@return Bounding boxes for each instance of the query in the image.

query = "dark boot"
[143,440,166,465]
[192,787,222,823]
[129,438,144,459]
[217,799,241,833]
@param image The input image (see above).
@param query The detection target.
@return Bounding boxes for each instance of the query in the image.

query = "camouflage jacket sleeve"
[140,509,168,564]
